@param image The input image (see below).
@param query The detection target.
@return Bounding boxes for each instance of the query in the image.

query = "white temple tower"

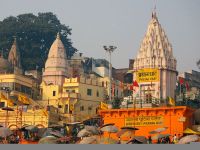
[42,33,69,86]
[132,11,177,105]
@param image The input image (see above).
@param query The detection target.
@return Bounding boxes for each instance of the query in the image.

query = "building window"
[102,81,104,87]
[97,91,99,97]
[0,102,5,108]
[64,104,68,113]
[53,91,56,96]
[80,106,84,111]
[72,90,75,93]
[87,89,92,96]
[66,90,69,93]
[88,106,92,111]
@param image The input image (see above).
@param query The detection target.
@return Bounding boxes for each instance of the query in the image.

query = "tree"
[0,12,77,71]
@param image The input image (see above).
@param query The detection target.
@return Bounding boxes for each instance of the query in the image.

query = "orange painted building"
[99,106,194,140]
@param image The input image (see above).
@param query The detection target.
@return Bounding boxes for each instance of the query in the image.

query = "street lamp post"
[103,46,117,104]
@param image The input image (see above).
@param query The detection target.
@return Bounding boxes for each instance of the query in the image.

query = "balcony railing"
[59,92,81,99]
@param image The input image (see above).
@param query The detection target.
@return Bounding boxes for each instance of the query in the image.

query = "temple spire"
[8,37,22,73]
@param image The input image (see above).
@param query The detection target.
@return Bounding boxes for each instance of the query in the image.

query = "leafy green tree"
[0,12,77,71]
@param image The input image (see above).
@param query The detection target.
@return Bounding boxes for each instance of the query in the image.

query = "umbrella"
[149,127,168,134]
[50,131,63,138]
[85,126,100,135]
[79,136,97,144]
[0,127,13,137]
[134,136,147,144]
[101,125,118,143]
[49,124,63,128]
[25,125,39,132]
[117,129,134,138]
[1,107,14,111]
[152,134,171,140]
[41,128,53,137]
[77,129,92,137]
[38,136,58,144]
[178,135,200,144]
[100,125,118,133]
[117,126,139,138]
[121,127,139,130]
[101,123,115,128]
[126,136,147,144]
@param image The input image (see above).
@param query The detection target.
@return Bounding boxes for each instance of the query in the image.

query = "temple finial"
[56,32,60,39]
[152,0,157,18]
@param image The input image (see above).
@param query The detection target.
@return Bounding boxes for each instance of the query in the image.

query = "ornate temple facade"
[42,33,69,86]
[8,37,23,74]
[132,12,177,105]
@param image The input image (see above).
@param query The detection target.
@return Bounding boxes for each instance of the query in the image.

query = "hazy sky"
[0,0,199,73]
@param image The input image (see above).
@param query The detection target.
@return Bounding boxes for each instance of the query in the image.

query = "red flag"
[129,85,133,90]
[185,82,190,91]
[133,80,139,87]
[179,77,184,85]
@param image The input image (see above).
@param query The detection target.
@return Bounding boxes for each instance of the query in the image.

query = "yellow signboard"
[136,68,159,83]
[125,116,164,127]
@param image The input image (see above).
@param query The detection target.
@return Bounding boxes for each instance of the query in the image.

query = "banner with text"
[125,116,164,126]
[136,68,159,83]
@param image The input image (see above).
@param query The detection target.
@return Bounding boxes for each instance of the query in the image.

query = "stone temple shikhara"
[132,11,177,106]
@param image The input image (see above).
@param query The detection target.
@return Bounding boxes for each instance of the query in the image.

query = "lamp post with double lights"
[103,46,117,104]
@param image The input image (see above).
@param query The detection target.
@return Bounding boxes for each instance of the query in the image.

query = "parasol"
[149,127,168,134]
[38,136,58,144]
[25,125,39,132]
[85,125,100,135]
[178,135,200,144]
[79,136,97,144]
[77,129,92,137]
[0,127,13,137]
[50,131,63,138]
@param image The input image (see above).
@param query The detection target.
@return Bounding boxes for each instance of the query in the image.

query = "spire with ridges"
[133,12,177,71]
[8,37,22,71]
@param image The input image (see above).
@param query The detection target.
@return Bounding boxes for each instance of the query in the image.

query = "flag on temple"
[0,93,7,100]
[100,102,108,110]
[179,77,184,85]
[185,82,190,91]
[7,99,14,106]
[18,94,30,105]
[0,93,14,106]
[168,97,175,106]
[129,85,133,91]
[133,80,139,87]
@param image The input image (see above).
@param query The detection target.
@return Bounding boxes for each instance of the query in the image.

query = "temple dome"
[44,33,68,73]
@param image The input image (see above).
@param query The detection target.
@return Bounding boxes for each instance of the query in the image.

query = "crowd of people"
[0,134,20,144]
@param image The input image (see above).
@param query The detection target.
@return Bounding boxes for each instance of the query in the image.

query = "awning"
[183,128,200,135]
